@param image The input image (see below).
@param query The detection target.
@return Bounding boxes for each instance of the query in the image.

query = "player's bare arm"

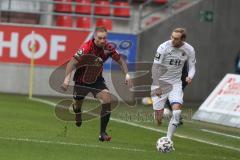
[186,48,196,84]
[185,63,195,84]
[151,63,163,97]
[151,46,166,97]
[61,57,78,91]
[116,56,132,87]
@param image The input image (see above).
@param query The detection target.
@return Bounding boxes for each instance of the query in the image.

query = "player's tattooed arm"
[61,57,78,91]
[63,48,85,88]
[116,56,132,87]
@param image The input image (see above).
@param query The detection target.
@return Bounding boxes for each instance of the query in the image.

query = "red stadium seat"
[76,17,91,28]
[132,0,147,3]
[56,15,73,27]
[96,18,112,30]
[55,0,72,12]
[113,2,130,17]
[172,1,188,10]
[94,0,111,16]
[75,0,91,14]
[154,0,168,4]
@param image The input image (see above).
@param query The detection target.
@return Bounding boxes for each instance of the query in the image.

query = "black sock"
[100,103,111,134]
[73,103,82,113]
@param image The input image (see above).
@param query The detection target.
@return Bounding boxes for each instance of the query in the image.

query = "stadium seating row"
[54,0,168,30]
[55,0,130,17]
[0,0,169,31]
[56,16,113,30]
[132,0,168,3]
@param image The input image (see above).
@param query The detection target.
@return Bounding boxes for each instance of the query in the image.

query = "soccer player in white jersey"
[151,28,196,141]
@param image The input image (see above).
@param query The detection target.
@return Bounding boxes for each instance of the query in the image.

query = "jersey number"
[169,59,181,66]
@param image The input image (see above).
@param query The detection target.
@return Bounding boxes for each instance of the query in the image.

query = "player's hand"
[61,82,69,91]
[151,87,162,97]
[155,87,162,97]
[125,79,133,87]
[61,77,70,91]
[125,73,133,87]
[185,77,192,84]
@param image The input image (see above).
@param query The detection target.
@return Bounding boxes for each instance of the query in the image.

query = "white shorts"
[151,83,183,110]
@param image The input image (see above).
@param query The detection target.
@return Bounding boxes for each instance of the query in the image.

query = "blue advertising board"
[104,33,137,70]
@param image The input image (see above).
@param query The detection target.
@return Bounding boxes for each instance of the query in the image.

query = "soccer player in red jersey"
[61,26,132,141]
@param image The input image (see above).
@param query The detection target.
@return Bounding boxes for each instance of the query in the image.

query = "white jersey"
[153,40,196,84]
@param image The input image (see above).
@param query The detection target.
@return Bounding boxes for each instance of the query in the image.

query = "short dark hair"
[173,28,186,40]
[94,26,107,34]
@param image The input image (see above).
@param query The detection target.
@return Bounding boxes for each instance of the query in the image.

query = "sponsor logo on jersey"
[169,59,181,66]
[94,57,103,66]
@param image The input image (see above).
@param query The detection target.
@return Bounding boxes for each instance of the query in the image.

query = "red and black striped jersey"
[73,39,121,83]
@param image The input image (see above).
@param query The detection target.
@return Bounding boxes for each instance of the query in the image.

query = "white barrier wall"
[0,63,62,96]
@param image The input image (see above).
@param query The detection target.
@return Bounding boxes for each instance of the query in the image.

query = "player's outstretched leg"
[167,109,182,140]
[99,103,112,142]
[165,100,183,125]
[73,100,83,127]
[96,89,112,142]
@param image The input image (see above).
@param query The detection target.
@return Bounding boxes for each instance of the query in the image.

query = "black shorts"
[73,76,108,100]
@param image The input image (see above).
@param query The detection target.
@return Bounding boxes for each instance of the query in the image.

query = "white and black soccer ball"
[156,137,174,153]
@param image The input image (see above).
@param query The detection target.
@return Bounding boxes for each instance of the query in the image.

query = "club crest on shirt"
[167,48,175,55]
[75,49,83,57]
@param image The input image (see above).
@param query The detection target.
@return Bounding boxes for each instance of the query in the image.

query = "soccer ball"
[156,137,174,153]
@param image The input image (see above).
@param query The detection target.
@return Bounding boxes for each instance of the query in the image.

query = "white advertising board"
[192,74,240,128]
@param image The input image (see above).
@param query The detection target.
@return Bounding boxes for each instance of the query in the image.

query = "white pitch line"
[0,137,231,160]
[29,97,240,153]
[173,133,240,152]
[175,152,228,160]
[201,129,240,140]
[0,136,148,153]
[110,118,240,152]
[30,97,56,106]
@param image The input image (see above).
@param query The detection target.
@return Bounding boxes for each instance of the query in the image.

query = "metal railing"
[0,0,134,32]
[0,0,195,32]
[138,0,178,30]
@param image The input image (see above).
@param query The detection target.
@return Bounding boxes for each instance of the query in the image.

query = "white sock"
[167,110,181,140]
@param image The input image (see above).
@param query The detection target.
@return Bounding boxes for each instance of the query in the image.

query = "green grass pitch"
[0,93,239,160]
